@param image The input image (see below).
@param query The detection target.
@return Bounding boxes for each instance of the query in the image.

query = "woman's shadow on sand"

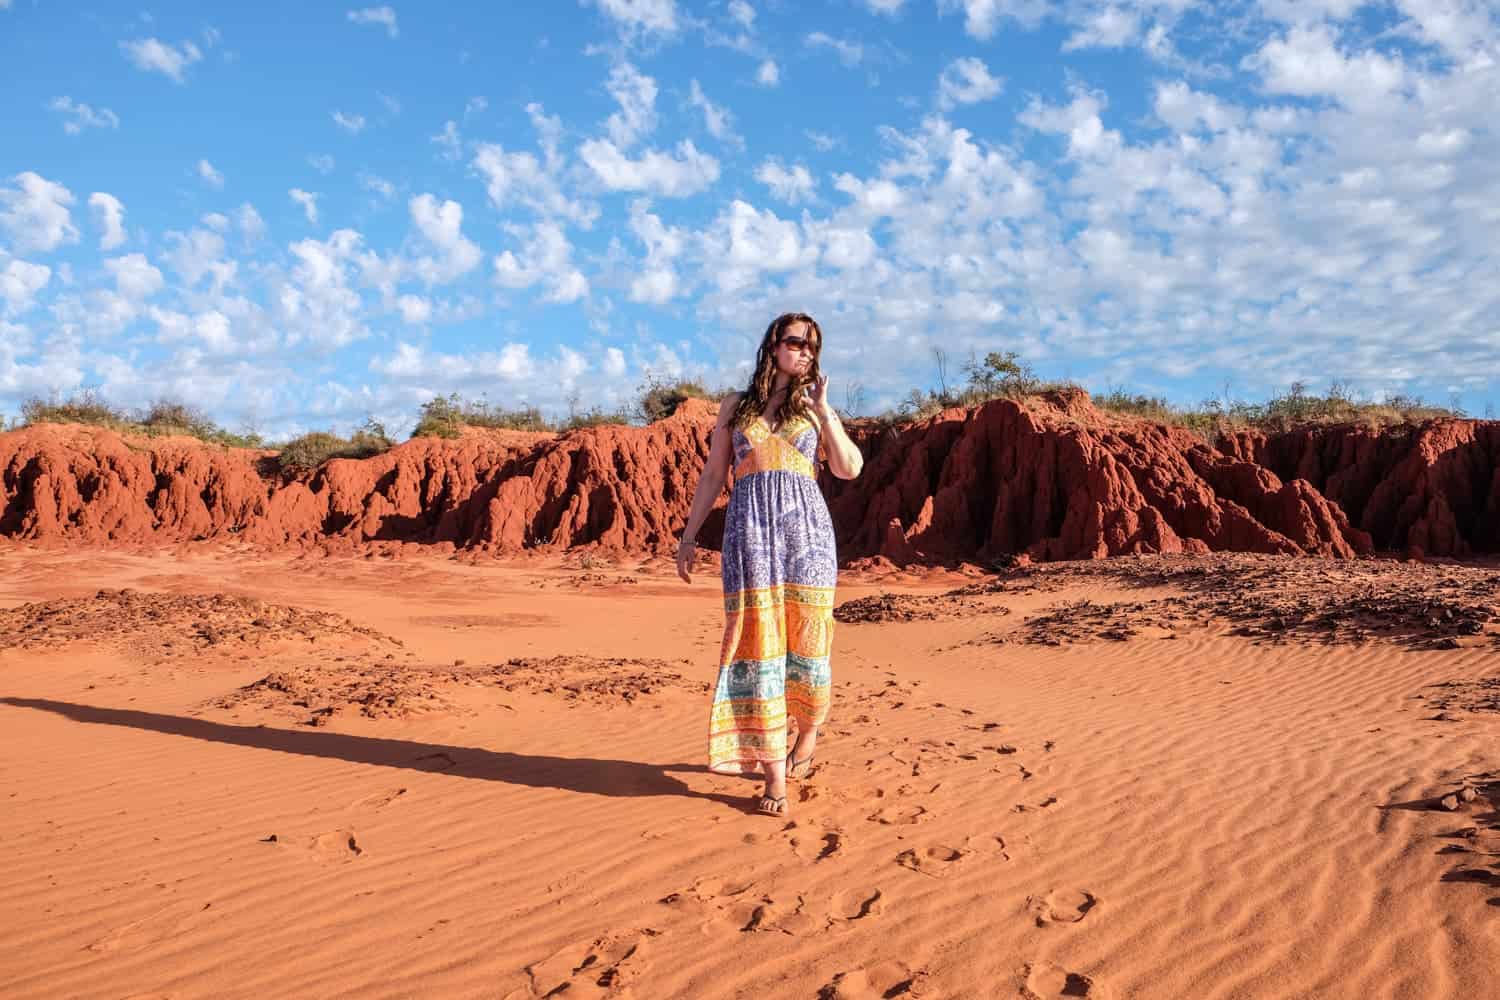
[0,697,749,808]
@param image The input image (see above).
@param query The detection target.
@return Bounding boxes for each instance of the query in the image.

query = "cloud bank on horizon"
[2,0,1498,437]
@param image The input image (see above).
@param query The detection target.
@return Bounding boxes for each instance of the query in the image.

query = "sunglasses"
[778,335,815,353]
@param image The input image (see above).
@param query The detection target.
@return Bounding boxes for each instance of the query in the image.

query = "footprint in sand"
[1021,961,1108,998]
[818,962,927,999]
[798,783,851,806]
[830,887,885,924]
[1027,889,1098,927]
[1013,794,1057,812]
[816,831,846,861]
[412,752,457,772]
[352,787,407,810]
[867,804,933,825]
[308,829,364,864]
[680,875,758,909]
[895,845,966,878]
[961,833,1011,861]
[780,827,852,863]
[742,894,827,935]
[506,928,661,999]
[658,875,762,929]
[87,899,215,953]
[788,827,847,863]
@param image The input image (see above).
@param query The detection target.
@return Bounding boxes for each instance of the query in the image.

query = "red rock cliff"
[825,390,1370,565]
[2,391,1492,563]
[1219,420,1500,557]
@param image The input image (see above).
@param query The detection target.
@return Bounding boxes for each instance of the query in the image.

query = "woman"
[675,313,865,817]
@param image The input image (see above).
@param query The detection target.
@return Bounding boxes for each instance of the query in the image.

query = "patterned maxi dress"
[707,411,838,774]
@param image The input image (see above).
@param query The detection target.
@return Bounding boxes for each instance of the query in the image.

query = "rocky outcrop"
[1220,421,1500,557]
[0,407,721,555]
[826,391,1370,565]
[2,391,1494,563]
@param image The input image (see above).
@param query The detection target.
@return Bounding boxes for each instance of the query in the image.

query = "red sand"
[1,548,1497,998]
[3,401,1499,996]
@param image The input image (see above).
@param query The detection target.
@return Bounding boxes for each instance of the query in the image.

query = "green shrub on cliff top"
[634,371,734,423]
[275,420,393,471]
[410,393,550,437]
[19,391,263,447]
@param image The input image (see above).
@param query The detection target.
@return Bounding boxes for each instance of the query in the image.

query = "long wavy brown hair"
[731,312,824,431]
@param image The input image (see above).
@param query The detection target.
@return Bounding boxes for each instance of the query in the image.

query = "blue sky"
[3,0,1499,437]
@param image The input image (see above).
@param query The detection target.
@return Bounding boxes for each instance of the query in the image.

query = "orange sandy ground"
[1,547,1497,1000]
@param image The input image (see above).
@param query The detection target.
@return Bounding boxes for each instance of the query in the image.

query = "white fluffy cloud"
[0,172,78,253]
[702,200,820,293]
[119,37,203,82]
[472,142,598,227]
[88,192,126,250]
[588,0,678,34]
[805,31,864,67]
[332,110,367,134]
[687,80,741,147]
[494,221,589,303]
[1247,25,1407,107]
[408,194,482,284]
[370,340,552,384]
[580,139,720,197]
[162,227,237,294]
[1063,5,1141,51]
[756,59,780,86]
[197,159,225,189]
[105,253,164,301]
[0,259,51,316]
[147,304,249,355]
[279,229,368,349]
[605,62,659,147]
[47,97,120,134]
[396,294,431,324]
[938,57,1004,109]
[360,173,396,201]
[626,200,686,304]
[347,6,398,37]
[938,0,1051,38]
[432,120,462,162]
[728,0,755,27]
[832,172,906,216]
[755,160,817,203]
[237,203,266,243]
[99,254,162,305]
[289,188,320,224]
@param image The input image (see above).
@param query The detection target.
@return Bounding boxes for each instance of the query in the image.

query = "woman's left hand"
[807,373,830,412]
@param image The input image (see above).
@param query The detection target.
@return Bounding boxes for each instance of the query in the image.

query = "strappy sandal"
[786,749,816,781]
[757,794,789,817]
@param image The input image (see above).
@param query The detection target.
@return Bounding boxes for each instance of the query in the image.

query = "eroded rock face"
[2,392,1495,563]
[1221,421,1500,557]
[825,392,1370,565]
[0,409,719,555]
